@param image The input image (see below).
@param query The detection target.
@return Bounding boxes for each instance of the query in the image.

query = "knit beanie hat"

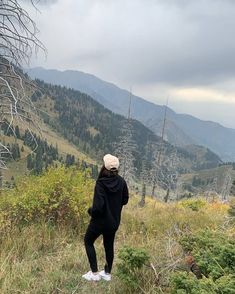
[103,154,119,171]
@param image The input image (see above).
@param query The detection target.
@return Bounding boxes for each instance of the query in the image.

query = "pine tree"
[27,154,34,170]
[65,154,71,167]
[35,147,43,174]
[15,126,20,139]
[91,164,99,179]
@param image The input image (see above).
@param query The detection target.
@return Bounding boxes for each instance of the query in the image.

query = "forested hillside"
[0,73,223,197]
[33,80,221,178]
[0,121,99,187]
[28,67,235,161]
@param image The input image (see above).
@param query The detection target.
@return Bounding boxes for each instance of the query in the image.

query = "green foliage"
[0,167,93,231]
[65,154,75,167]
[116,246,150,289]
[215,275,235,293]
[181,199,206,211]
[192,176,205,187]
[23,130,59,174]
[171,230,235,293]
[171,272,217,294]
[171,272,235,294]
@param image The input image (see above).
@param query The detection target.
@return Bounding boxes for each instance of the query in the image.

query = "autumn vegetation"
[0,167,234,293]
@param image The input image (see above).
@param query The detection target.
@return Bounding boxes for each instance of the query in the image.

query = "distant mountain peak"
[28,67,235,161]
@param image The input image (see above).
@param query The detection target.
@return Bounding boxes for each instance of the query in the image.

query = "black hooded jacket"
[88,175,129,231]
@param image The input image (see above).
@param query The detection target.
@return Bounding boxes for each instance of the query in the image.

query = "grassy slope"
[1,195,231,294]
[180,165,235,191]
[39,121,96,164]
[35,81,222,172]
[2,83,224,190]
[1,122,96,182]
[1,135,31,181]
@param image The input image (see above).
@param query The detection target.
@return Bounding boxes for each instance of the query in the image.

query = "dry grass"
[39,123,95,164]
[180,165,235,189]
[1,135,31,182]
[1,120,96,183]
[0,195,230,294]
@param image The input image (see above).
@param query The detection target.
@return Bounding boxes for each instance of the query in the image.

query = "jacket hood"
[98,175,123,193]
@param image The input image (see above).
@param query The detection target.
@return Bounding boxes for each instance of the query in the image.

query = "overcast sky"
[22,0,235,128]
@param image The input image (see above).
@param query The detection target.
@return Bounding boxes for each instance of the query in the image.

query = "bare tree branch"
[0,1,45,171]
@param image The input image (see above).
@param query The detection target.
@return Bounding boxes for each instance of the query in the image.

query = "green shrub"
[171,272,235,294]
[171,230,235,293]
[116,246,150,289]
[216,274,235,293]
[0,167,93,231]
[171,272,217,294]
[181,199,206,211]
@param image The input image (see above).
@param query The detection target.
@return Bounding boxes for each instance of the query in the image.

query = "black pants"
[84,223,116,273]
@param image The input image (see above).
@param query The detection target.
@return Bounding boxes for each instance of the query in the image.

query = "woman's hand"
[88,207,92,216]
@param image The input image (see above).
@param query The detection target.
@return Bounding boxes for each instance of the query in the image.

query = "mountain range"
[1,63,224,193]
[27,67,235,162]
[32,79,221,175]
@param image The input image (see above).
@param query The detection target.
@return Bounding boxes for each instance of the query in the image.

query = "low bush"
[0,167,93,231]
[116,246,150,290]
[180,199,206,211]
[171,230,235,293]
[171,272,235,294]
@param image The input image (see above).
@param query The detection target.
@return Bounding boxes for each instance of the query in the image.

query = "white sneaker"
[82,271,101,281]
[99,270,111,281]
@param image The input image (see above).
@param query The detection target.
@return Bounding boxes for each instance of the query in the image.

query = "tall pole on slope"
[151,97,169,198]
[127,86,132,121]
[122,87,133,178]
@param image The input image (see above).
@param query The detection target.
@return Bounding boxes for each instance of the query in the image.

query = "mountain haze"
[28,67,235,161]
[33,79,221,175]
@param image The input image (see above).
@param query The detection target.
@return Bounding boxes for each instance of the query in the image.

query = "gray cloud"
[27,0,235,86]
[97,0,235,87]
[24,0,235,127]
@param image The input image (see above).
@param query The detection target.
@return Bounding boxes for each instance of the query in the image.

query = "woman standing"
[82,154,129,281]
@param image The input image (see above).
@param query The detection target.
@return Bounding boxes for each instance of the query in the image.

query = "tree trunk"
[164,188,170,203]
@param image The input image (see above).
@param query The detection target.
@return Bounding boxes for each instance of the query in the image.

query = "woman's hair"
[98,165,118,179]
